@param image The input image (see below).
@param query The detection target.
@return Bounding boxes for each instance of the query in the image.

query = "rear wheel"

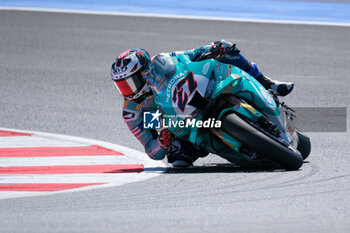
[296,131,311,160]
[221,113,303,170]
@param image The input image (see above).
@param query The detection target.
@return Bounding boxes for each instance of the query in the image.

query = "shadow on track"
[144,162,308,174]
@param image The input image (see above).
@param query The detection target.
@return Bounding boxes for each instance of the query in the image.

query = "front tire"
[297,131,311,160]
[221,113,303,170]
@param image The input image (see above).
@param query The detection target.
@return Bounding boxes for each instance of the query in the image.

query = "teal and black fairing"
[117,41,280,162]
[150,53,282,159]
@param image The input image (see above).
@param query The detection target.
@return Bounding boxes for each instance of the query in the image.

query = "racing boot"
[167,140,208,168]
[256,74,294,97]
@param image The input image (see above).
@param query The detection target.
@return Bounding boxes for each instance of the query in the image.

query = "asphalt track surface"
[0,10,350,233]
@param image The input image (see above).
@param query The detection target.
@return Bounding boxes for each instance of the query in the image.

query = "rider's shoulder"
[151,52,173,61]
[151,53,176,73]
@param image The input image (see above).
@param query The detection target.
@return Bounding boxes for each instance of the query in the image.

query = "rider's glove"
[209,42,226,59]
[158,129,173,150]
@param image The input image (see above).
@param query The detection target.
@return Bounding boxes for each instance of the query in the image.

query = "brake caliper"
[257,116,280,138]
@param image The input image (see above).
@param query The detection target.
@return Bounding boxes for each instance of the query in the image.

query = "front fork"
[203,95,265,161]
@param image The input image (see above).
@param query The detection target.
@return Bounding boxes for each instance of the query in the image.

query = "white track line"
[0,156,149,167]
[0,173,158,184]
[1,7,349,27]
[0,135,87,148]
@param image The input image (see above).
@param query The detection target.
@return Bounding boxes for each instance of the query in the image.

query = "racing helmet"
[110,48,151,100]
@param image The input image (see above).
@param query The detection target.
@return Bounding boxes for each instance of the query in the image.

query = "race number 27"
[172,71,197,112]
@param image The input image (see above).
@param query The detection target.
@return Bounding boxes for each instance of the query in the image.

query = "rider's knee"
[248,62,262,79]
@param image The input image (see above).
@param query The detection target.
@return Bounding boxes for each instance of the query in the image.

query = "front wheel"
[221,113,303,170]
[297,131,311,160]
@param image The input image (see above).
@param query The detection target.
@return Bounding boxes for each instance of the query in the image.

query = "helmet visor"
[114,70,146,99]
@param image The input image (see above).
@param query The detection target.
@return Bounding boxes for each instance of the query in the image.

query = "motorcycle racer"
[110,40,294,167]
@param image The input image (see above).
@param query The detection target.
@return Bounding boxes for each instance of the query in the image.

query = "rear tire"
[296,131,311,160]
[221,113,303,170]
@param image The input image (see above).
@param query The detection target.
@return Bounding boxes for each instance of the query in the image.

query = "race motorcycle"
[147,51,311,170]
